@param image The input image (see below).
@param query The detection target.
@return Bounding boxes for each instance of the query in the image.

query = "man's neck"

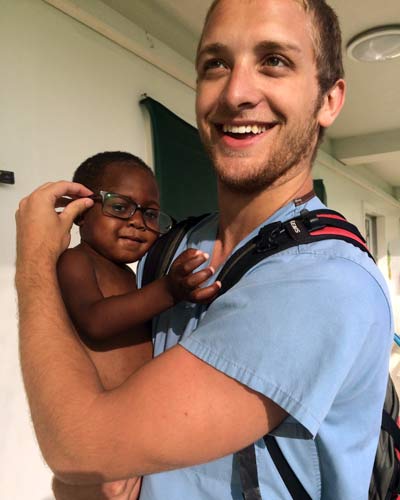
[210,169,314,270]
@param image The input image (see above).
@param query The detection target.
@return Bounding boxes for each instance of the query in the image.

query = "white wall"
[2,1,400,499]
[0,1,198,498]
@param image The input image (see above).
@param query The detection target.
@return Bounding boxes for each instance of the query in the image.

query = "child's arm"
[57,248,220,341]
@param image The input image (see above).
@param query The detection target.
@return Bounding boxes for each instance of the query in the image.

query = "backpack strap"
[214,208,373,301]
[141,213,209,287]
[264,436,312,500]
[237,444,262,500]
[382,410,400,451]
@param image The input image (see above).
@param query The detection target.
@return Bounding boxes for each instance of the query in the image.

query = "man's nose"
[220,63,263,111]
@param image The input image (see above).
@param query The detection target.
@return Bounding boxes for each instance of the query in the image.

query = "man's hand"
[165,248,221,303]
[16,181,94,270]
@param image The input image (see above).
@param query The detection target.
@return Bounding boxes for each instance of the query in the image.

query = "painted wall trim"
[316,149,400,209]
[42,0,197,91]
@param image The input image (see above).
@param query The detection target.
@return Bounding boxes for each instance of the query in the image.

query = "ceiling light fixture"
[346,25,400,62]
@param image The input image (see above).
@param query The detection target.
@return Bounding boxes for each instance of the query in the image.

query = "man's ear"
[317,79,346,128]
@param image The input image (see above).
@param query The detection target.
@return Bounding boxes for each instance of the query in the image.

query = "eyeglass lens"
[102,194,172,233]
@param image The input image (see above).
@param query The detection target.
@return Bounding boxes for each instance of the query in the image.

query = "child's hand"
[166,248,221,304]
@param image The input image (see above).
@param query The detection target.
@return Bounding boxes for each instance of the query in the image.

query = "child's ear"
[74,215,84,226]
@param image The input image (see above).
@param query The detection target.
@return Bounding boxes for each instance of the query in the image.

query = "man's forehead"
[204,0,309,24]
[199,0,314,54]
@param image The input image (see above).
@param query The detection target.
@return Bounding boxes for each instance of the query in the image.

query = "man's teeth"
[222,124,268,134]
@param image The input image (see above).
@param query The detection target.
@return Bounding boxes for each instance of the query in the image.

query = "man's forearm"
[17,262,104,473]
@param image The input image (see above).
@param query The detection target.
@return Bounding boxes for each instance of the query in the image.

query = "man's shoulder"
[238,238,391,320]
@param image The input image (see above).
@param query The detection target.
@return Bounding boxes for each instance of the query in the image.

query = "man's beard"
[204,105,321,195]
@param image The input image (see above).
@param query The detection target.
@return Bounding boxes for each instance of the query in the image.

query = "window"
[365,214,378,259]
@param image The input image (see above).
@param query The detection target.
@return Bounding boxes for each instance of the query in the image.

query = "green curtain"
[140,97,218,221]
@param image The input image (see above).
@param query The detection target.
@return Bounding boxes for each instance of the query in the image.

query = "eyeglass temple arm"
[87,194,102,202]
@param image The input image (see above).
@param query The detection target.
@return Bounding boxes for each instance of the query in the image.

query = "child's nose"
[127,210,146,231]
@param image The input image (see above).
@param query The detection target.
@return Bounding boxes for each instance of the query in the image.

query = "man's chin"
[217,170,275,195]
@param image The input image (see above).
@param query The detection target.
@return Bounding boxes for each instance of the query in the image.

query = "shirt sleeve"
[179,247,391,438]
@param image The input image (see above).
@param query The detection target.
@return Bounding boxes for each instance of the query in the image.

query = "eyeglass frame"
[89,190,173,234]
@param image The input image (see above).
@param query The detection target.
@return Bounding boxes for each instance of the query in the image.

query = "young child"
[54,151,220,500]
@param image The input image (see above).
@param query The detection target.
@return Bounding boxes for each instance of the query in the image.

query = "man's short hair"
[73,151,153,192]
[200,0,344,96]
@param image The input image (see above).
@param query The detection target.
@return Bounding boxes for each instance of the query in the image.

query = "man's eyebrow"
[255,40,302,54]
[196,43,227,67]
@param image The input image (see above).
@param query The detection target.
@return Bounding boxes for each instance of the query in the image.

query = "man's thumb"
[60,198,94,225]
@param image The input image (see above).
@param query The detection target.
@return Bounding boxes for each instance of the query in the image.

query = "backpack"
[142,208,400,500]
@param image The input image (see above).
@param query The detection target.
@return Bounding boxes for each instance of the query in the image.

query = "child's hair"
[73,151,154,192]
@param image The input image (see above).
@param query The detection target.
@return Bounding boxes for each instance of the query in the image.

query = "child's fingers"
[190,282,221,303]
[173,250,210,275]
[183,266,215,288]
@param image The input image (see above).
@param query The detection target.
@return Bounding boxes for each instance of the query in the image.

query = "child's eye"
[111,203,128,214]
[144,209,159,221]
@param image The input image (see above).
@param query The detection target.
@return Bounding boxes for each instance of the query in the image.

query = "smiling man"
[16,1,393,499]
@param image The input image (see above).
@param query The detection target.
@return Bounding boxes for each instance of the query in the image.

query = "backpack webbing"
[141,213,209,287]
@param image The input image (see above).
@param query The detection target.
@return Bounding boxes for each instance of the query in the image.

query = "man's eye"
[264,55,286,67]
[202,59,227,72]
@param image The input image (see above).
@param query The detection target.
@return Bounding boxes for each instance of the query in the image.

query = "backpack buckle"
[256,222,284,253]
[300,209,326,231]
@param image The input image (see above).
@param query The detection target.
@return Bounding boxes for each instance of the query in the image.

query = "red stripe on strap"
[396,418,400,461]
[310,227,369,250]
[315,213,347,222]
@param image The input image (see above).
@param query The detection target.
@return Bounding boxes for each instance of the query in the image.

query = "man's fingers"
[59,197,94,225]
[15,180,96,266]
[18,181,93,214]
[45,180,93,200]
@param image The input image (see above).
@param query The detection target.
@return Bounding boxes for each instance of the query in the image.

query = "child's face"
[80,163,160,264]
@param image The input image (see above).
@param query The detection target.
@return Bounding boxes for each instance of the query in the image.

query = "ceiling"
[102,0,400,189]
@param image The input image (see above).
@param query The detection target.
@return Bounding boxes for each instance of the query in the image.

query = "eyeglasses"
[90,190,173,234]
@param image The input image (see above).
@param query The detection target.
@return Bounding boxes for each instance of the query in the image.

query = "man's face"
[196,0,325,193]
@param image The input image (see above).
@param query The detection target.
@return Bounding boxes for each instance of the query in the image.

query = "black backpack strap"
[237,438,312,500]
[237,445,262,500]
[215,209,373,299]
[264,436,312,500]
[382,409,400,451]
[141,213,209,286]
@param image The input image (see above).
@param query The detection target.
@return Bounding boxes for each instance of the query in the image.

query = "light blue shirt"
[138,197,393,499]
